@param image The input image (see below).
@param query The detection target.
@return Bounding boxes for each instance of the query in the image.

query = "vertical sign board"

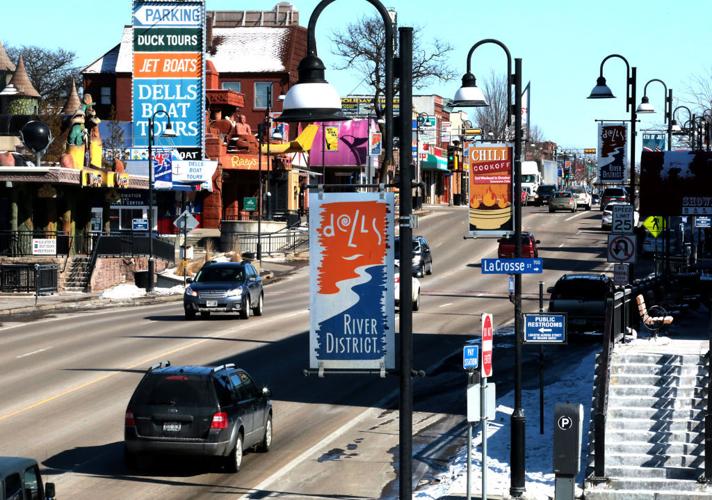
[467,143,514,237]
[598,123,627,182]
[308,192,395,371]
[132,1,205,161]
[481,313,494,378]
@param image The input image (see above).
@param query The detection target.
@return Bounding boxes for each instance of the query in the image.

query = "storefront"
[420,150,451,204]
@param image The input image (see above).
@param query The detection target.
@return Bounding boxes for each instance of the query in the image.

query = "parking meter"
[553,403,583,500]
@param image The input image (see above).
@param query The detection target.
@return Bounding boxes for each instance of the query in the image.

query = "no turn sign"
[607,234,636,263]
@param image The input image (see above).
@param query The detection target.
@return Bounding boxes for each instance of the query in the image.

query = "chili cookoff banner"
[598,123,627,182]
[309,192,395,371]
[466,143,514,236]
[132,0,205,163]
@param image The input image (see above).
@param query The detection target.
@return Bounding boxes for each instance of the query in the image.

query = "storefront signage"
[132,0,205,156]
[340,95,400,119]
[111,191,149,207]
[172,159,217,191]
[598,123,627,182]
[308,192,395,372]
[466,143,514,236]
[107,172,130,189]
[32,238,56,256]
[221,154,270,171]
[82,169,105,188]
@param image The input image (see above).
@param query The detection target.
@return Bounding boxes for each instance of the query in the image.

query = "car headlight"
[185,286,198,297]
[226,287,243,298]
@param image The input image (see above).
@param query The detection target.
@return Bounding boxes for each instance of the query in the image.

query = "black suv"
[534,184,557,206]
[395,235,433,277]
[548,274,613,333]
[124,362,272,472]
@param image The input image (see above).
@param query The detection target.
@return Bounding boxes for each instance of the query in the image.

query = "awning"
[421,153,449,172]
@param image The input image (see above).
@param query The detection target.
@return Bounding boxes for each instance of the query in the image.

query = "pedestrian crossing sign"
[642,216,665,238]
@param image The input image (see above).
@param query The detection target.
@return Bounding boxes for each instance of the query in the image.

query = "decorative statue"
[66,109,86,169]
[225,112,258,154]
[65,92,103,169]
[82,93,103,168]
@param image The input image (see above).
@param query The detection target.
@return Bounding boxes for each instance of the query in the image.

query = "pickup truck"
[0,456,55,499]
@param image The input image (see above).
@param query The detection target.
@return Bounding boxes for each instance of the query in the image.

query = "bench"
[636,294,674,337]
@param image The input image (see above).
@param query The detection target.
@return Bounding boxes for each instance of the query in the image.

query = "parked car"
[601,202,640,230]
[394,235,432,278]
[548,273,613,333]
[534,184,558,206]
[184,262,263,320]
[395,264,421,311]
[497,232,540,258]
[0,457,55,500]
[124,361,272,473]
[571,187,592,210]
[600,187,628,211]
[549,191,577,212]
[591,193,601,206]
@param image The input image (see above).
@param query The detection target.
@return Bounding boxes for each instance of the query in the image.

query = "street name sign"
[523,313,567,344]
[481,313,494,378]
[463,344,480,370]
[612,204,634,234]
[481,258,543,274]
[613,263,629,286]
[607,234,636,263]
[642,216,665,238]
[173,210,199,231]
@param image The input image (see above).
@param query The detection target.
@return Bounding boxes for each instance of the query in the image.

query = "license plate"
[163,422,181,432]
[206,300,218,307]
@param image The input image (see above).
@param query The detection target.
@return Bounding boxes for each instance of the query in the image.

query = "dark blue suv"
[124,362,272,472]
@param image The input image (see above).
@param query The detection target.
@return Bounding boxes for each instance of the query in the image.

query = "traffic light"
[447,145,456,170]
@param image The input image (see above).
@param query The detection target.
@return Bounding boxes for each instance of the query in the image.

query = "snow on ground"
[100,284,184,300]
[415,350,596,500]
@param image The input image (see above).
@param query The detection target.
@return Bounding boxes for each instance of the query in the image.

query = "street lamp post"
[256,86,274,262]
[636,79,673,152]
[451,39,526,498]
[146,109,176,292]
[588,54,638,208]
[277,2,414,498]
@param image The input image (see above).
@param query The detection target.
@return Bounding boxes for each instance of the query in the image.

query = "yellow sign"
[642,216,665,238]
[81,169,105,188]
[583,148,597,154]
[107,172,130,188]
[325,126,339,151]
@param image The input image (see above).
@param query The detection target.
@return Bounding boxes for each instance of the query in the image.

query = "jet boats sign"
[308,192,395,371]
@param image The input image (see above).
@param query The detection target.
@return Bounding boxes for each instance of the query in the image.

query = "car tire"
[549,207,555,213]
[585,204,591,211]
[200,311,211,318]
[426,261,433,275]
[241,297,251,320]
[413,291,420,311]
[257,414,272,452]
[184,308,196,320]
[225,432,243,473]
[253,293,264,316]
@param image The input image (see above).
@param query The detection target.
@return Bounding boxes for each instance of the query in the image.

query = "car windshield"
[552,279,608,300]
[537,186,556,195]
[195,266,245,283]
[603,188,626,197]
[133,374,215,407]
[554,192,572,198]
[522,174,538,183]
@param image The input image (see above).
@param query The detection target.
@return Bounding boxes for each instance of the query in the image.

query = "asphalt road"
[0,204,612,499]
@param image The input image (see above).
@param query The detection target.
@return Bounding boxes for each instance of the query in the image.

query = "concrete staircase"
[585,350,712,499]
[64,256,91,292]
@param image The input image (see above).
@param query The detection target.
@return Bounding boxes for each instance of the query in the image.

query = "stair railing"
[704,310,712,483]
[84,233,103,292]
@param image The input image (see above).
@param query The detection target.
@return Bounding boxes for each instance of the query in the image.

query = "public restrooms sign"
[132,1,205,160]
[598,123,627,182]
[308,192,395,372]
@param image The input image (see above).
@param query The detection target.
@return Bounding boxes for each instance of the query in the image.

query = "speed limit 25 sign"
[612,204,634,234]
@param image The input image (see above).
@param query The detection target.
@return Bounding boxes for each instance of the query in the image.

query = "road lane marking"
[565,211,588,222]
[0,309,308,423]
[16,347,52,359]
[438,302,453,308]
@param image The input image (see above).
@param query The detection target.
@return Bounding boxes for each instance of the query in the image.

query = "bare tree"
[6,45,81,112]
[685,67,712,111]
[330,16,455,180]
[473,70,510,141]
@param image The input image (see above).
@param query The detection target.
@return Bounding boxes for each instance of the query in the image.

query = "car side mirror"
[547,286,555,294]
[262,386,271,398]
[186,277,193,284]
[45,482,55,499]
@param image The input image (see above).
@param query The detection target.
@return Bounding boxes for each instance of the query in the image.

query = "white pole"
[466,420,472,500]
[481,376,488,500]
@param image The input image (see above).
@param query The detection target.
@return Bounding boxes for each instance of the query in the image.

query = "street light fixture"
[452,38,527,498]
[276,2,414,499]
[146,109,176,292]
[636,79,673,151]
[588,54,638,208]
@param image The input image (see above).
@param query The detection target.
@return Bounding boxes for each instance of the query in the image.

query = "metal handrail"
[84,233,104,292]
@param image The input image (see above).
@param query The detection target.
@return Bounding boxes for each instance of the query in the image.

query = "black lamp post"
[146,109,176,292]
[256,85,274,262]
[277,2,414,498]
[636,79,673,152]
[588,54,637,208]
[451,38,526,498]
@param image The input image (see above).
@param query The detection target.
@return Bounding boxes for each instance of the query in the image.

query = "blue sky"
[3,0,710,149]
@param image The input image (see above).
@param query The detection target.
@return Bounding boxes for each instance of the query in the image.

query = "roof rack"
[212,363,236,373]
[148,360,171,371]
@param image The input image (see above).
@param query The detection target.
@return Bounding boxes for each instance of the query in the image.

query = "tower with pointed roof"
[2,54,40,115]
[0,41,15,92]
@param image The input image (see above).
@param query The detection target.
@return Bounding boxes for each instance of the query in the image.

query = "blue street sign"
[523,313,567,343]
[463,344,480,370]
[697,216,711,228]
[132,218,149,231]
[481,258,544,274]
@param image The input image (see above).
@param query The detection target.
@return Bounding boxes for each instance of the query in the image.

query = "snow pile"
[100,284,146,300]
[153,285,185,296]
[415,350,596,500]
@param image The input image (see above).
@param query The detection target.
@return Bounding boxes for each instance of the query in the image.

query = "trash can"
[453,194,462,206]
[134,270,150,289]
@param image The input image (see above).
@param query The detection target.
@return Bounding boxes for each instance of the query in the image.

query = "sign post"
[463,343,479,500]
[611,204,634,234]
[481,312,493,500]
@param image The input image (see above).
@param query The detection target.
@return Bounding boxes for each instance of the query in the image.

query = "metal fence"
[228,229,308,256]
[0,264,58,294]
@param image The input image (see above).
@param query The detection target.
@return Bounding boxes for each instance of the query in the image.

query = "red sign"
[481,313,493,378]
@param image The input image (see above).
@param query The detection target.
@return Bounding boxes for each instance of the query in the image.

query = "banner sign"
[368,131,383,157]
[32,238,56,256]
[308,192,395,371]
[466,143,514,236]
[132,0,205,158]
[598,123,627,182]
[152,149,173,190]
[340,95,401,119]
[642,132,666,152]
[640,151,712,216]
[324,126,339,151]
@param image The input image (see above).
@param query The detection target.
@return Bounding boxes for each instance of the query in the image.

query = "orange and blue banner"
[309,192,395,371]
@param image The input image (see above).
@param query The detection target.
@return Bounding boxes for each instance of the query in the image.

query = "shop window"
[221,81,241,93]
[100,86,112,105]
[254,82,273,110]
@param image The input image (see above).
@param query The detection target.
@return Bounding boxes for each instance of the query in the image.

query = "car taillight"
[395,275,400,284]
[125,410,135,427]
[210,412,228,429]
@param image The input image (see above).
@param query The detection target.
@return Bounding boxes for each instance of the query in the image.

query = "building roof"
[61,78,81,115]
[82,24,298,75]
[8,55,40,98]
[0,41,15,72]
